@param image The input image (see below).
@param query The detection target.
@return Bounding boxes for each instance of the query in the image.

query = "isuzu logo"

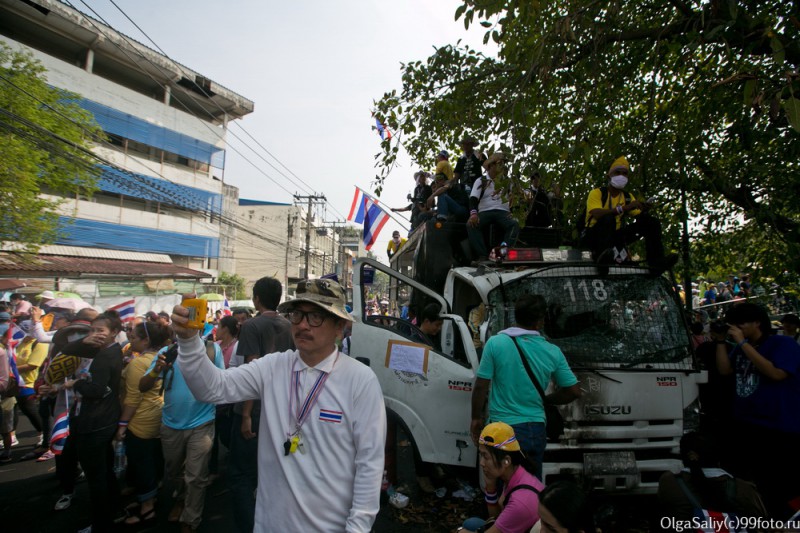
[584,405,632,415]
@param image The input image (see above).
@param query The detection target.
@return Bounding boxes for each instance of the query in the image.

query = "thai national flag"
[346,187,367,223]
[319,409,343,423]
[374,117,392,140]
[9,323,25,345]
[107,299,136,322]
[362,197,390,251]
[50,411,69,455]
[222,296,232,317]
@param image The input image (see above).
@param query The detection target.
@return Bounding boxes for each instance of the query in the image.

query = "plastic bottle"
[113,440,126,478]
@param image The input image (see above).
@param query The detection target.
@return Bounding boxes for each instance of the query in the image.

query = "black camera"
[163,343,179,366]
[709,320,729,335]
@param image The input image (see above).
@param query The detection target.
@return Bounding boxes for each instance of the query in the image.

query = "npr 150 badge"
[656,376,678,387]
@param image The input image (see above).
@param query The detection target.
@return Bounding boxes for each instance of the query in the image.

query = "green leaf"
[785,97,800,132]
[770,36,785,64]
[743,79,756,106]
[455,4,466,21]
[480,21,492,28]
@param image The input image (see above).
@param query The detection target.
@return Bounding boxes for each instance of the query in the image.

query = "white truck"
[350,224,706,493]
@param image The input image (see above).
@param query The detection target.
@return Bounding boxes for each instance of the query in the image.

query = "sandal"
[124,508,156,527]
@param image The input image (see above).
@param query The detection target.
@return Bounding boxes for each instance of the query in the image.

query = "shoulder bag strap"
[502,483,542,510]
[509,336,548,402]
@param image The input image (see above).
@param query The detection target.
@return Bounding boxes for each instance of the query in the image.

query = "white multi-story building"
[0,0,253,291]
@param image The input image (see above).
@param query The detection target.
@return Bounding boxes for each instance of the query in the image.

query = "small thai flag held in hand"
[223,296,232,317]
[50,411,69,455]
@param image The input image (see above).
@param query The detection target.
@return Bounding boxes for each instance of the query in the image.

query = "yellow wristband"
[148,369,161,378]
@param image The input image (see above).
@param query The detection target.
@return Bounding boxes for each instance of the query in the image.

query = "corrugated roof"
[0,252,209,279]
[1,243,173,263]
[38,246,174,263]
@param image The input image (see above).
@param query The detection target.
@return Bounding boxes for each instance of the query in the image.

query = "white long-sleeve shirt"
[32,322,55,344]
[176,335,386,533]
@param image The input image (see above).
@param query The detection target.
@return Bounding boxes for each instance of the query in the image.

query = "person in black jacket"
[60,310,124,532]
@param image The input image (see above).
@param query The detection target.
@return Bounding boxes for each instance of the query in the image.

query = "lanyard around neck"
[288,352,339,436]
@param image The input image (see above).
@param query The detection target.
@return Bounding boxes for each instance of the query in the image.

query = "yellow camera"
[181,298,208,330]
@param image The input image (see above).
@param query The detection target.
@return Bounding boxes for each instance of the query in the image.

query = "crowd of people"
[0,271,798,532]
[389,142,676,273]
[0,277,386,533]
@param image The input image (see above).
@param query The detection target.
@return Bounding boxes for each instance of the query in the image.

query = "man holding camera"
[171,279,386,532]
[581,156,676,272]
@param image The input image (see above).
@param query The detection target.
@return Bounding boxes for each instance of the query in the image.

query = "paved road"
[1,419,658,532]
[0,418,479,532]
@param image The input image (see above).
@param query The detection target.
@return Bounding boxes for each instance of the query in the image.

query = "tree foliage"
[218,271,247,300]
[373,0,800,277]
[0,42,101,250]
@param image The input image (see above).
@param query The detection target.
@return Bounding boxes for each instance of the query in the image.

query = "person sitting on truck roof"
[460,422,544,533]
[580,156,677,273]
[427,171,469,222]
[454,136,487,192]
[391,171,432,231]
[467,152,520,261]
[471,294,582,480]
[386,231,407,260]
[525,170,553,228]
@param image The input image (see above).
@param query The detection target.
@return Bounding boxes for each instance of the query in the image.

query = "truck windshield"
[486,269,693,370]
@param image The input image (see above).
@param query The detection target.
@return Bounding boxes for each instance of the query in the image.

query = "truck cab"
[351,222,706,493]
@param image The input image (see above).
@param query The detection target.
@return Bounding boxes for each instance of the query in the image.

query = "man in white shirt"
[172,279,386,533]
[467,152,520,260]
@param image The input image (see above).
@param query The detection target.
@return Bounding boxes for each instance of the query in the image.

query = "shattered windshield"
[486,268,693,370]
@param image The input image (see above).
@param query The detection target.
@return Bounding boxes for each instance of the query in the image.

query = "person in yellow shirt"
[581,156,676,272]
[116,320,170,527]
[435,150,454,181]
[15,333,48,457]
[387,230,407,260]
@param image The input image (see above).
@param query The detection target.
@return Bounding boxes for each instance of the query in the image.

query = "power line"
[77,0,352,224]
[104,0,340,217]
[65,0,303,200]
[0,71,304,252]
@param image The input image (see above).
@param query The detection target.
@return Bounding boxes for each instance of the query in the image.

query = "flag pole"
[355,185,410,232]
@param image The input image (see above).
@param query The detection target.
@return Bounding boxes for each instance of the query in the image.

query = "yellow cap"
[478,422,521,451]
[608,156,630,174]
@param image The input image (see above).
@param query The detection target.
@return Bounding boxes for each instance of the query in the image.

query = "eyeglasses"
[285,309,329,327]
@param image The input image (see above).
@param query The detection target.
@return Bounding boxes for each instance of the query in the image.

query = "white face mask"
[610,175,628,189]
[393,237,400,244]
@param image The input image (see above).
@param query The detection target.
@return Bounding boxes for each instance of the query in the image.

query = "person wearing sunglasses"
[171,279,386,533]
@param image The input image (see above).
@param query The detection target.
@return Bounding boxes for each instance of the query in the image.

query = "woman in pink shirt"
[214,316,239,369]
[461,422,544,533]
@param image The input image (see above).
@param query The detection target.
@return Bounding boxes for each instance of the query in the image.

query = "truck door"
[352,258,480,467]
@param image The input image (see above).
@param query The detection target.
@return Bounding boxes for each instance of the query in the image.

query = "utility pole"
[325,220,346,278]
[284,212,294,292]
[294,194,326,279]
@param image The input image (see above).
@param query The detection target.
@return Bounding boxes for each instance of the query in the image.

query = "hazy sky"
[79,0,491,262]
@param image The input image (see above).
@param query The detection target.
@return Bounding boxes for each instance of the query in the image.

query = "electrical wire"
[104,0,350,221]
[77,0,351,225]
[0,71,319,251]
